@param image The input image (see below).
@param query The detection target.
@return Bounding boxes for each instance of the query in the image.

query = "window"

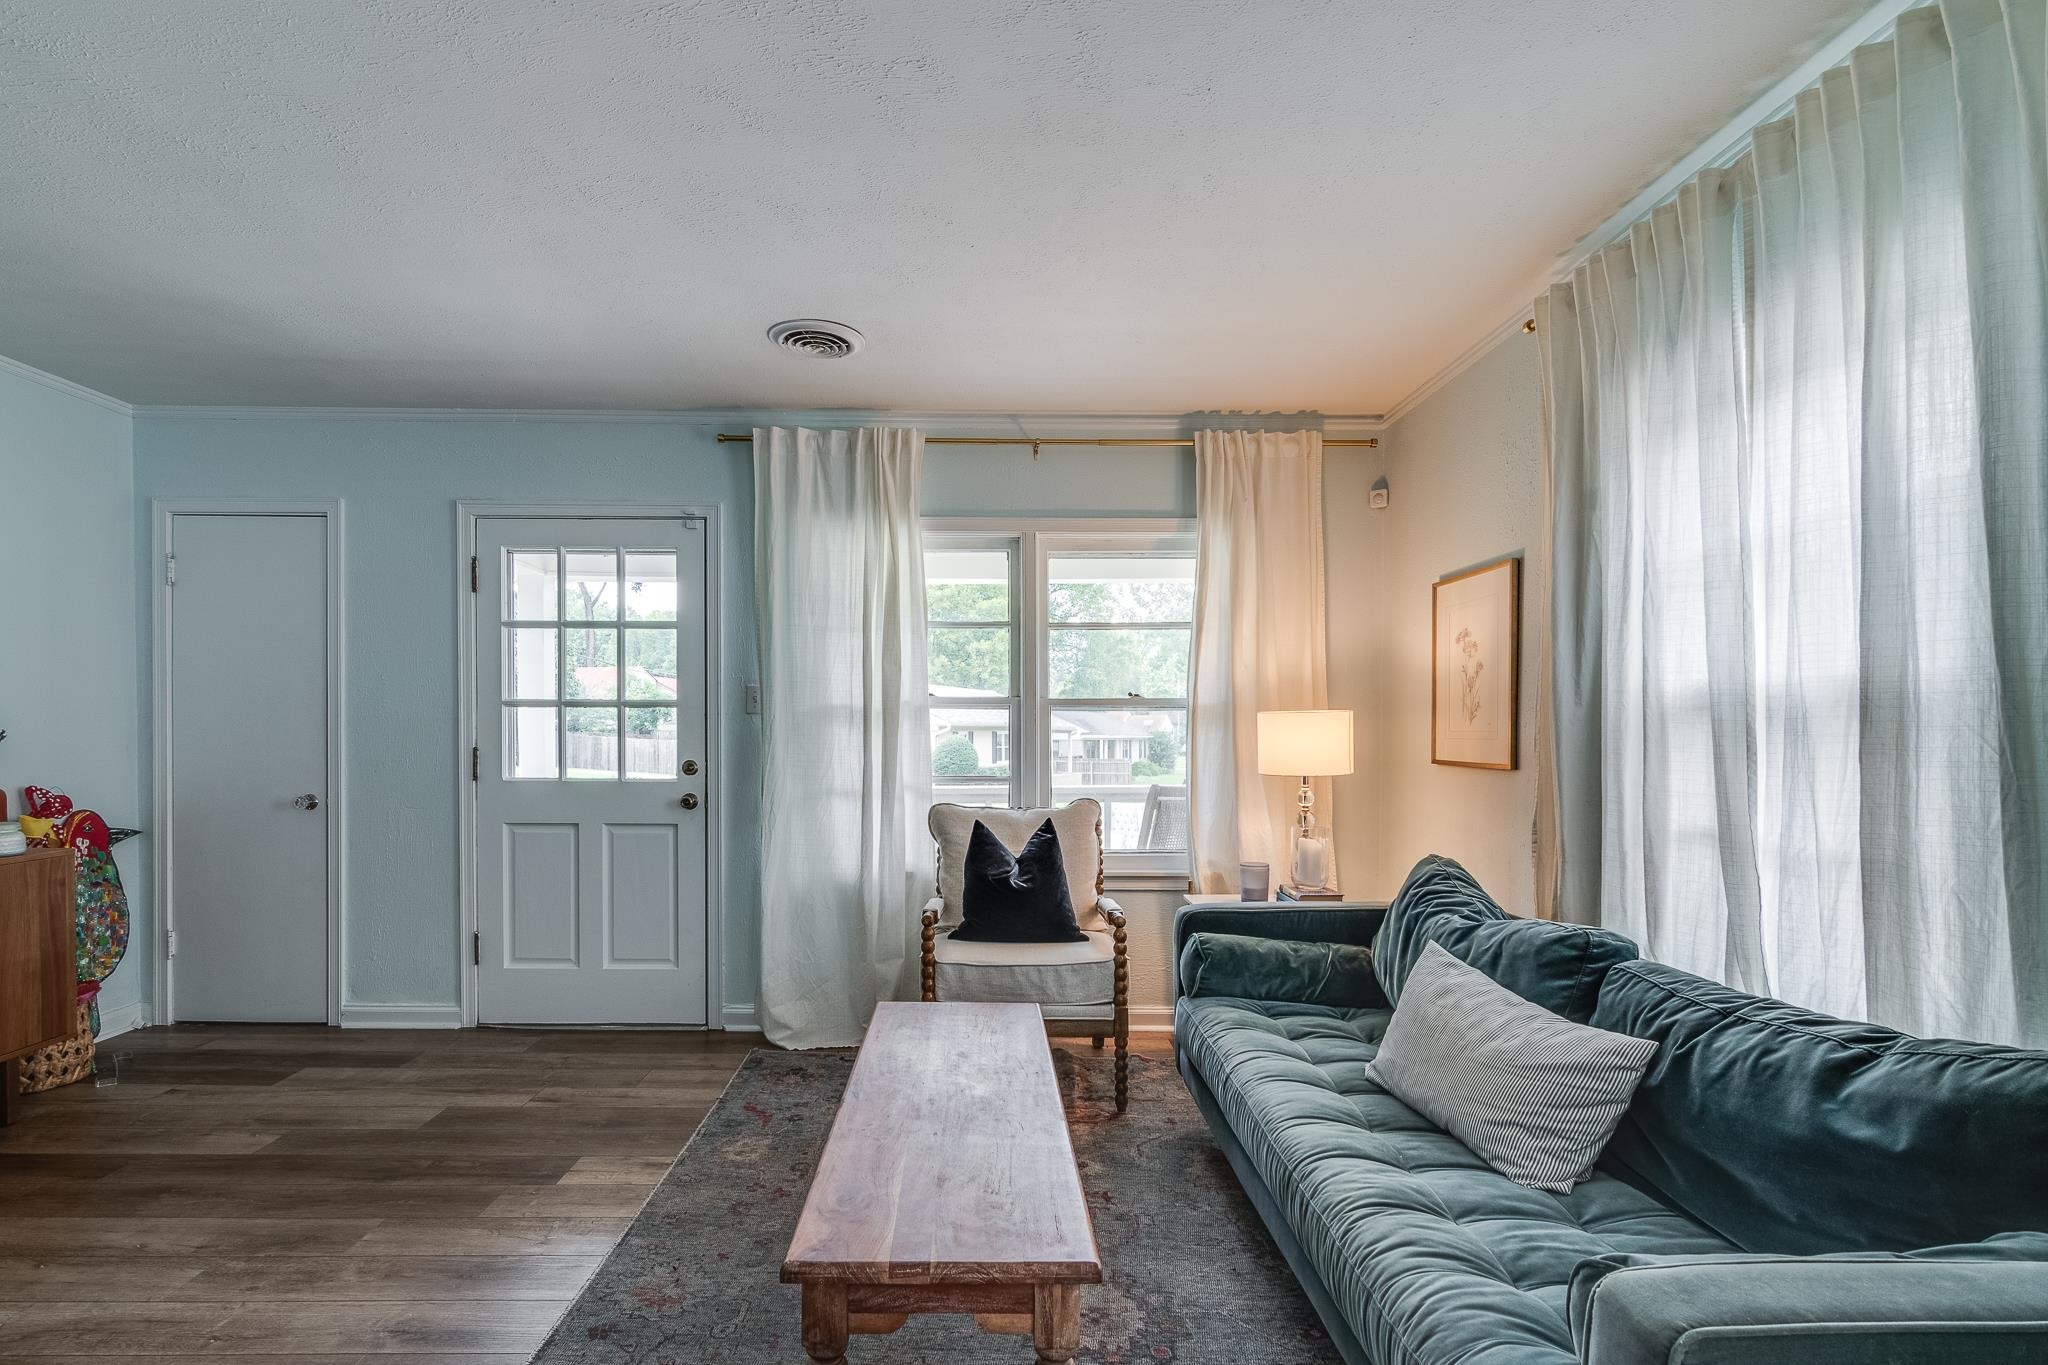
[502,546,681,781]
[925,522,1195,880]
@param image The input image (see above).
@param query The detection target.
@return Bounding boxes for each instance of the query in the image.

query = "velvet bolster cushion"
[1590,961,2048,1255]
[1178,931,1381,1009]
[1373,854,1639,1023]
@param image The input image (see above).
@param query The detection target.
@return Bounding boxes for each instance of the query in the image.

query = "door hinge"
[167,929,178,957]
[469,555,478,593]
[472,930,481,966]
[164,554,177,586]
[471,746,479,782]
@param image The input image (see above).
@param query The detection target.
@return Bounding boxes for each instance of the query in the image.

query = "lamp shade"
[1257,709,1354,777]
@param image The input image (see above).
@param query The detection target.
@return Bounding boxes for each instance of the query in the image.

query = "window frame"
[925,517,1197,886]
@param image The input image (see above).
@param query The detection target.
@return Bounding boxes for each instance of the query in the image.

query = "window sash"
[925,519,1195,879]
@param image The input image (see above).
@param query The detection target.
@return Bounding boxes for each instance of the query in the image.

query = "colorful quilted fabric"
[19,793,132,1001]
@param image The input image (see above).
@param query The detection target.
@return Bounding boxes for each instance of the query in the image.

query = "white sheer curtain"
[1543,0,2047,1045]
[753,426,931,1048]
[1189,430,1333,893]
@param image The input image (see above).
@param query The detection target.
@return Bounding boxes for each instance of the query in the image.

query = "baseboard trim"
[1130,1005,1175,1034]
[96,1000,154,1040]
[720,1003,761,1032]
[340,1003,465,1029]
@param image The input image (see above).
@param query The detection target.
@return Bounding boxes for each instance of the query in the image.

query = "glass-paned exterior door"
[475,516,709,1024]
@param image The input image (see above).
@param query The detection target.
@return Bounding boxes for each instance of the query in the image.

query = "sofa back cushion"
[1374,855,1639,1023]
[1591,960,2048,1255]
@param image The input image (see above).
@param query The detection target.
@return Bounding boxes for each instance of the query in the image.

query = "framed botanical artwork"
[1432,556,1520,769]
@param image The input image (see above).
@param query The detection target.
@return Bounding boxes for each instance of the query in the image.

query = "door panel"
[604,825,679,966]
[504,824,579,965]
[475,516,708,1024]
[168,513,330,1022]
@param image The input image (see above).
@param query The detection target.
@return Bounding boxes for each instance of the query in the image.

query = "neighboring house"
[930,685,1175,784]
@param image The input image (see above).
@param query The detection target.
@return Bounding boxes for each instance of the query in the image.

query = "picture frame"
[1431,556,1520,770]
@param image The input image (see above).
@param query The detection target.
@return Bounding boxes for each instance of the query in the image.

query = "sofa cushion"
[1178,994,1734,1365]
[1374,854,1638,1022]
[1590,960,2048,1255]
[1178,932,1379,1008]
[1367,944,1657,1193]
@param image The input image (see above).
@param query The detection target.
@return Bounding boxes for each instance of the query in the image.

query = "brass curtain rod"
[714,433,1378,448]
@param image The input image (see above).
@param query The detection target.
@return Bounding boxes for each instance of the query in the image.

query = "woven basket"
[19,1001,95,1093]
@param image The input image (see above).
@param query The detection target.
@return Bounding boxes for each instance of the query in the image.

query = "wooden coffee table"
[782,1001,1102,1364]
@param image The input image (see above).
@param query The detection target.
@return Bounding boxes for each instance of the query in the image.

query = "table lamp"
[1257,709,1354,895]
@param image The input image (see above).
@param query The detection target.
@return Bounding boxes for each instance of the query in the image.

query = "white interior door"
[166,512,332,1022]
[474,517,709,1024]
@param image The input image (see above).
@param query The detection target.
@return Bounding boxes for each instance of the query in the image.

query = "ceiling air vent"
[767,318,866,359]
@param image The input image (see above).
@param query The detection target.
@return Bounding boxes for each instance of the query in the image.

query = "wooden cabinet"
[0,846,77,1123]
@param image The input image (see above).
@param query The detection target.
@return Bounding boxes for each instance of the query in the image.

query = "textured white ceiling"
[2,0,1867,412]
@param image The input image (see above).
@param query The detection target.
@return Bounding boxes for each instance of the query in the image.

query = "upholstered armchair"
[919,798,1130,1112]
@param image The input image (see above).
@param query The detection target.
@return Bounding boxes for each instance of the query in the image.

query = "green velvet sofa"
[1173,855,2048,1365]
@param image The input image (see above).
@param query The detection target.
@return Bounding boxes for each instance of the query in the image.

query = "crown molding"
[0,353,132,416]
[1380,310,1533,429]
[1379,0,1923,434]
[130,404,1388,435]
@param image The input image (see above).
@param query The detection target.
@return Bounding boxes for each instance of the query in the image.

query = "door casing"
[456,502,725,1030]
[151,500,347,1026]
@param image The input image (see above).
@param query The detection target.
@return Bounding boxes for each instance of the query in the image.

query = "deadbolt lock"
[682,759,700,776]
[680,793,700,810]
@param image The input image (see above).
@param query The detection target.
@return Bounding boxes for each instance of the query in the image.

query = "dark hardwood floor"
[0,1024,753,1363]
[0,1023,1170,1362]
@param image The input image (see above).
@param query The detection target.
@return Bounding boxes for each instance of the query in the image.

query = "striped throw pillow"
[1365,942,1658,1192]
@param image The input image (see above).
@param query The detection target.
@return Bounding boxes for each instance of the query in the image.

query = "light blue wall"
[131,417,760,1011]
[127,417,1221,1018]
[922,442,1194,519]
[0,367,148,1022]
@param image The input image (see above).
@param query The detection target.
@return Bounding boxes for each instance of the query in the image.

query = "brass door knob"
[682,759,700,776]
[680,793,700,810]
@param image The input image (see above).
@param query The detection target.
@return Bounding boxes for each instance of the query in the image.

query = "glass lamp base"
[1289,822,1335,892]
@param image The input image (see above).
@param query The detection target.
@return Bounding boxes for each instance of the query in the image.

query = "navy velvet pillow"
[949,818,1088,943]
[1373,854,1639,1023]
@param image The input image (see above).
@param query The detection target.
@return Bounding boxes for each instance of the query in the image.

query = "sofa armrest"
[919,896,943,928]
[1572,1245,2048,1365]
[1097,895,1127,927]
[1171,902,1387,1001]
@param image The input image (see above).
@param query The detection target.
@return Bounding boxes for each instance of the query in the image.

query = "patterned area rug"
[531,1046,1341,1364]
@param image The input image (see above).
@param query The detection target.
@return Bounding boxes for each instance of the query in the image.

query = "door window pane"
[565,706,619,780]
[624,706,677,780]
[503,706,560,780]
[506,628,559,700]
[928,627,1011,696]
[1048,556,1195,623]
[624,627,679,700]
[565,551,620,620]
[624,552,678,621]
[509,551,559,620]
[932,705,1013,807]
[565,628,619,699]
[1050,706,1188,850]
[1048,627,1190,699]
[926,550,1010,622]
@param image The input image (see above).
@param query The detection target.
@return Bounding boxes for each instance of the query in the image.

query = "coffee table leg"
[801,1282,849,1365]
[1032,1283,1081,1365]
